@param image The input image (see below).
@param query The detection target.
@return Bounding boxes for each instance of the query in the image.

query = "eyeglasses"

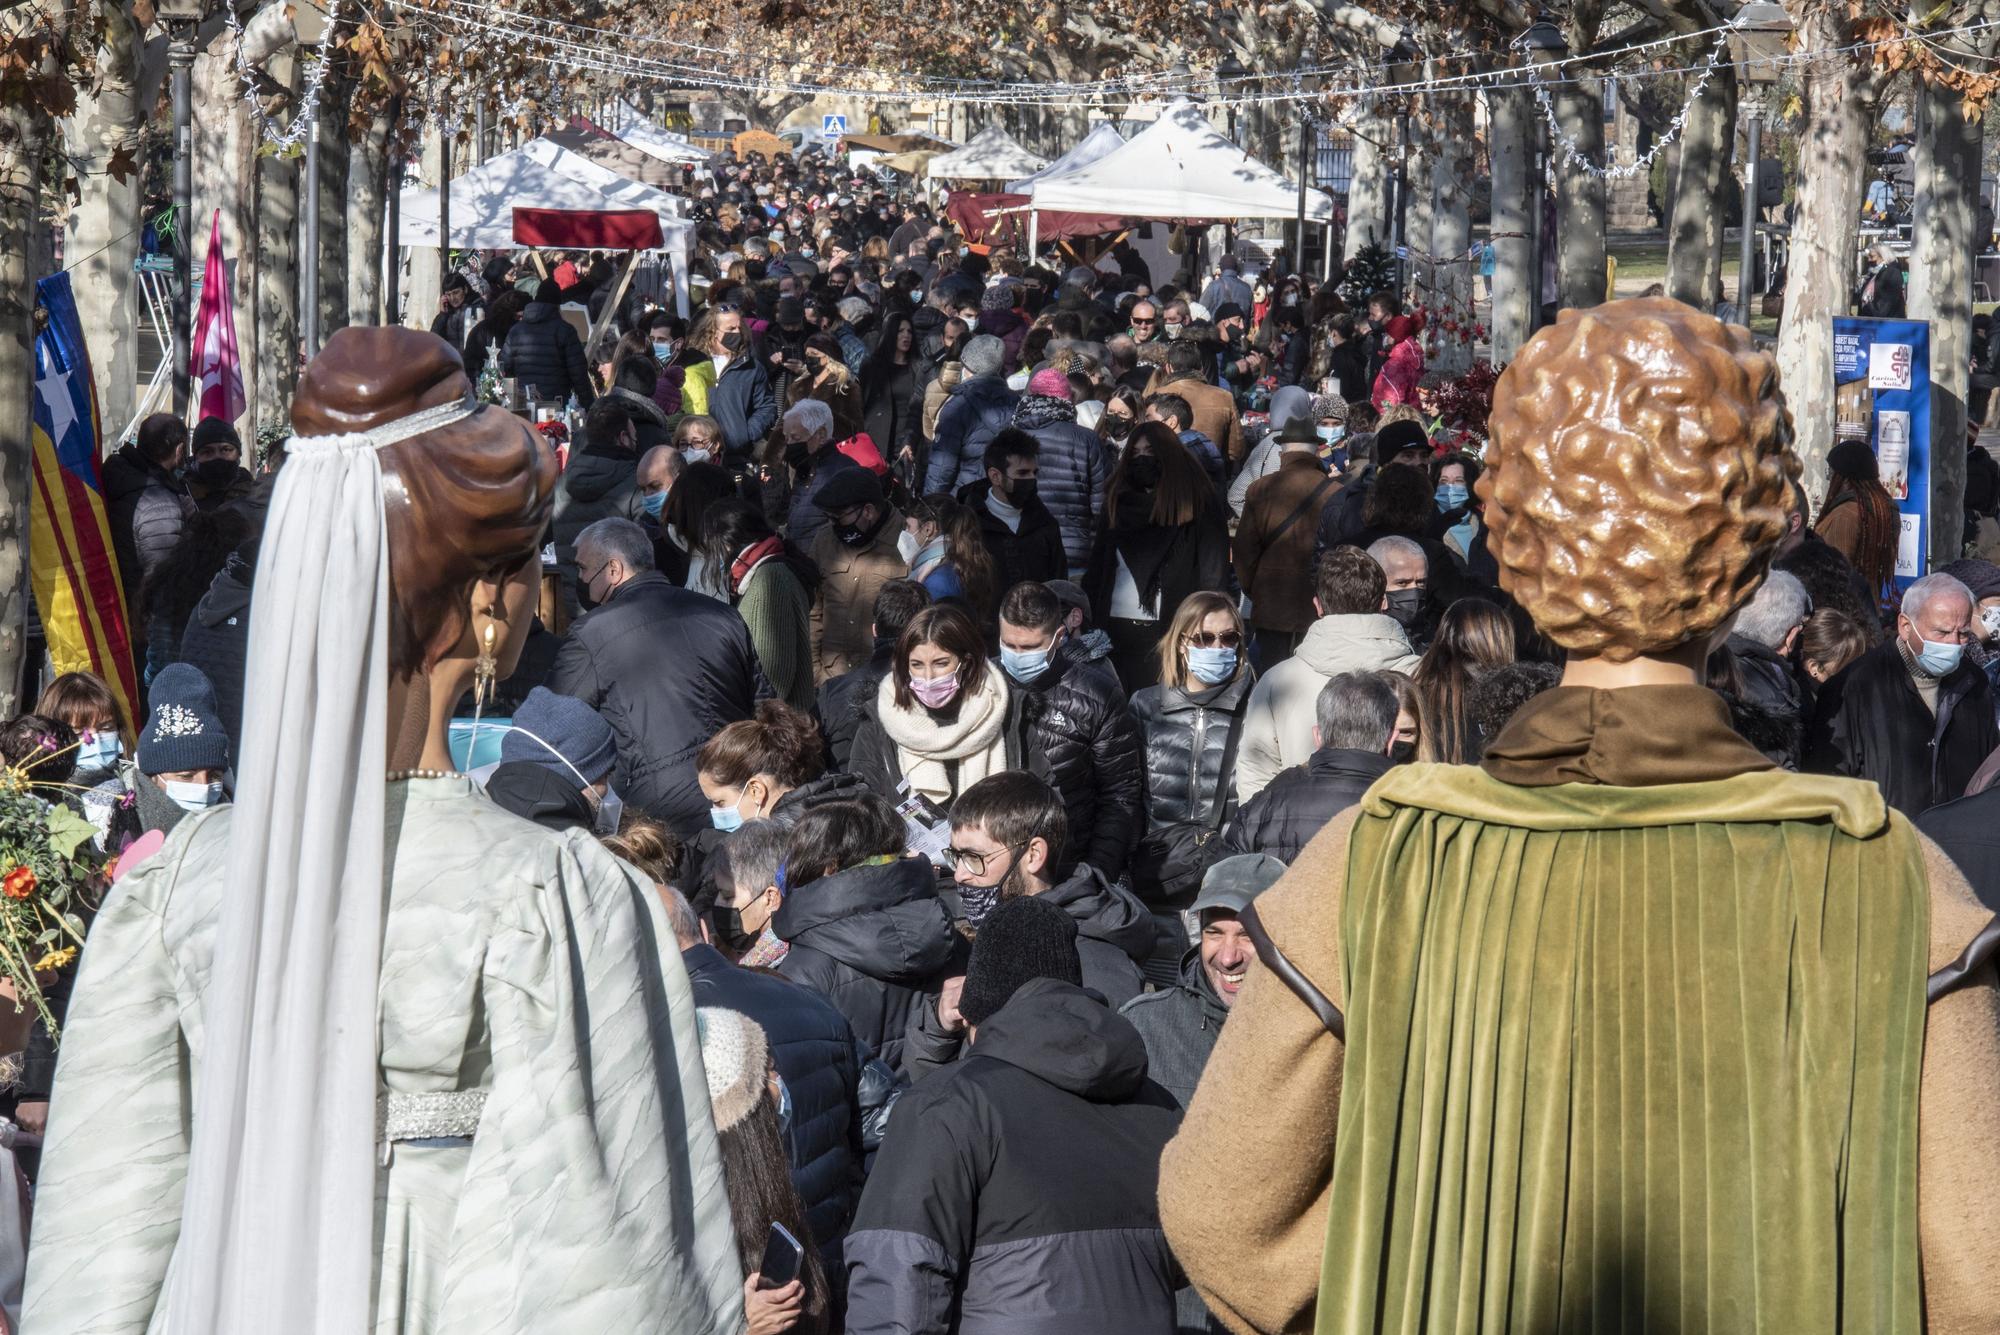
[945,840,1027,876]
[1186,630,1243,648]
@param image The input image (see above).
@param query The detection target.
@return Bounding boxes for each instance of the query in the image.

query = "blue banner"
[1831,316,1931,588]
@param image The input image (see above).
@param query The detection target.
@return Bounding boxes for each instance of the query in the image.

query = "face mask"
[1007,477,1038,507]
[959,880,1002,931]
[76,731,122,774]
[1911,634,1965,677]
[1163,322,1184,340]
[641,489,668,520]
[709,897,762,955]
[897,527,921,565]
[710,800,746,833]
[577,575,602,614]
[1389,739,1418,765]
[193,457,238,489]
[1435,482,1469,510]
[162,779,224,813]
[1000,644,1053,684]
[1102,416,1133,440]
[1385,588,1426,627]
[683,446,712,466]
[1125,456,1161,489]
[594,787,624,836]
[1984,606,2000,639]
[720,330,744,353]
[835,523,874,548]
[1317,424,1344,445]
[909,673,961,709]
[1187,646,1238,685]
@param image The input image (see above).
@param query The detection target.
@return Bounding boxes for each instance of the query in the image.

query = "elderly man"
[925,334,1020,494]
[1365,534,1429,646]
[1808,570,1999,815]
[1221,671,1401,864]
[1727,567,1810,718]
[780,398,854,553]
[551,517,763,835]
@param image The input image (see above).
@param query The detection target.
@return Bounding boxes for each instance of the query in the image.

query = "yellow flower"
[31,946,75,972]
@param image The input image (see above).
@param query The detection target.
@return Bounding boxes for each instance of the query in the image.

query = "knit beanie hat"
[981,281,1018,312]
[138,664,230,776]
[1027,367,1072,401]
[1827,438,1880,483]
[697,1006,771,1133]
[190,416,242,452]
[501,686,617,786]
[959,896,1082,1026]
[960,334,1006,377]
[1374,418,1431,466]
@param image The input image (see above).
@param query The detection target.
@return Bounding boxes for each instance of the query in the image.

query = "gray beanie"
[501,687,617,786]
[960,334,1006,377]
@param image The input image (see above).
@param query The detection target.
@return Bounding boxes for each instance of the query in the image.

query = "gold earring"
[473,621,499,713]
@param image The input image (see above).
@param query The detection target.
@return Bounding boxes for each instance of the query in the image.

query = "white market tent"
[927,125,1048,183]
[1027,99,1333,237]
[400,137,695,314]
[1006,121,1126,193]
[607,105,713,166]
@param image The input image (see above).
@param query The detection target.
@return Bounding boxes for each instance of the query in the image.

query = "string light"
[1524,28,1729,182]
[227,0,345,150]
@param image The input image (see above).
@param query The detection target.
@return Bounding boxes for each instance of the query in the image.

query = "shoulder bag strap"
[1264,475,1336,548]
[1929,913,2000,1004]
[1239,901,1344,1040]
[1208,705,1247,832]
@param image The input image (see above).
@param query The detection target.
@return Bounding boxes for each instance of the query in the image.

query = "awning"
[511,207,664,250]
[943,191,1123,246]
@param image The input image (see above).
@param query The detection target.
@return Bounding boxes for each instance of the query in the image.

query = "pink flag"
[191,209,245,424]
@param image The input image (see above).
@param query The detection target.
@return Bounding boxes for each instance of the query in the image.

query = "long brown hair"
[717,1084,831,1334]
[907,495,997,621]
[1105,420,1210,528]
[1414,598,1517,763]
[1820,474,1900,611]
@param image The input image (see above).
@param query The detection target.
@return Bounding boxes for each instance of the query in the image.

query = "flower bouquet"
[0,750,105,1036]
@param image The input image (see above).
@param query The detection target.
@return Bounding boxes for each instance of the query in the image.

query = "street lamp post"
[158,0,204,418]
[1730,3,1793,317]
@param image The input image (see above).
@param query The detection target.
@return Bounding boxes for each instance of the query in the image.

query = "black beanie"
[1827,439,1880,484]
[1373,418,1431,466]
[960,896,1082,1026]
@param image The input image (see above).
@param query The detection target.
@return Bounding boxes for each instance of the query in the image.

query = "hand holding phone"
[757,1221,805,1291]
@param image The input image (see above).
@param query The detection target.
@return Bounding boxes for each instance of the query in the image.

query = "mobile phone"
[757,1221,805,1291]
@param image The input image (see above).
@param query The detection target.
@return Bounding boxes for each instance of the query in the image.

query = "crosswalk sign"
[822,114,848,139]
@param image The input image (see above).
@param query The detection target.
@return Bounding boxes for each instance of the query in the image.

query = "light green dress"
[22,775,744,1335]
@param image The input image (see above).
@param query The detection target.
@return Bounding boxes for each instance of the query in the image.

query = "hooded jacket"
[1130,670,1257,830]
[1220,745,1397,863]
[1013,394,1113,572]
[1119,945,1227,1112]
[1007,643,1146,879]
[1235,613,1420,799]
[1037,863,1155,1008]
[500,301,595,406]
[776,855,959,1073]
[926,374,1021,494]
[551,444,646,588]
[175,552,253,757]
[845,979,1182,1335]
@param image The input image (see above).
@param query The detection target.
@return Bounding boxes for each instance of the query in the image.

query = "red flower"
[3,867,36,900]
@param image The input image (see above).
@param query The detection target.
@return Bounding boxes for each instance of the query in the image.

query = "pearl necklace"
[386,769,458,782]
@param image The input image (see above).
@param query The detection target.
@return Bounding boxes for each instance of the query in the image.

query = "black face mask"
[1125,456,1161,490]
[576,577,602,614]
[1388,739,1418,765]
[1007,478,1038,507]
[193,457,239,490]
[1102,416,1133,441]
[836,507,884,549]
[720,330,744,353]
[709,901,761,957]
[1385,588,1426,628]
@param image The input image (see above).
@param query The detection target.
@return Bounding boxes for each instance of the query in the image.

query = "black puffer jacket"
[1014,394,1112,572]
[1037,863,1154,1009]
[501,301,595,406]
[776,855,960,1074]
[961,480,1068,592]
[1129,671,1256,830]
[550,444,644,588]
[547,571,763,834]
[817,640,896,771]
[1008,645,1145,879]
[769,768,875,827]
[1728,634,1805,720]
[683,942,866,1278]
[176,552,253,759]
[1219,746,1396,864]
[102,443,193,602]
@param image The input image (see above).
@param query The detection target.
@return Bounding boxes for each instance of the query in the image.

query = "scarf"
[738,924,789,970]
[1110,488,1185,606]
[876,664,1010,805]
[731,536,784,596]
[910,536,948,581]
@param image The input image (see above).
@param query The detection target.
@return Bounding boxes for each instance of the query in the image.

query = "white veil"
[162,396,476,1332]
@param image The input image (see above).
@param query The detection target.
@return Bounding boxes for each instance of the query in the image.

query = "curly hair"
[1480,298,1799,661]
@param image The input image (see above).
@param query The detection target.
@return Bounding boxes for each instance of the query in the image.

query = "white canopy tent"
[1024,99,1332,254]
[927,124,1048,183]
[607,105,713,166]
[1006,121,1126,193]
[400,136,694,315]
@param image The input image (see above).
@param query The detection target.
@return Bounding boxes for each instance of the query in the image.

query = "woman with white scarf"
[851,603,1014,810]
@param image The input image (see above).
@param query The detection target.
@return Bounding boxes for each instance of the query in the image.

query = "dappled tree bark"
[1344,104,1388,260]
[1909,78,1982,568]
[347,98,395,326]
[1665,63,1734,310]
[1487,82,1534,362]
[1551,78,1608,309]
[316,72,353,338]
[1431,92,1475,376]
[253,51,300,435]
[0,74,46,714]
[1403,116,1437,301]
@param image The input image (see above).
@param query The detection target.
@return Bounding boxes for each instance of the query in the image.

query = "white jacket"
[1236,613,1421,798]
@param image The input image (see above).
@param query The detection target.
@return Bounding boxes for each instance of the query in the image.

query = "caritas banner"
[1832,316,1931,588]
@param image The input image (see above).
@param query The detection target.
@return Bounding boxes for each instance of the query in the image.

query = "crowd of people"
[4,145,1998,1335]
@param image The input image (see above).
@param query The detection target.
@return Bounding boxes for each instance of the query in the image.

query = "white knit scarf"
[876,663,1010,805]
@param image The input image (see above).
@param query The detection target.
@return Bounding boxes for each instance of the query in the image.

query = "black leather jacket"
[1129,671,1256,830]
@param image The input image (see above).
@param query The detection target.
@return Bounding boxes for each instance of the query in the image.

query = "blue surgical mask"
[710,801,745,833]
[1316,424,1343,444]
[162,778,224,813]
[1000,644,1053,684]
[1914,636,1965,677]
[1435,482,1469,510]
[1187,646,1238,685]
[76,731,122,774]
[641,489,667,520]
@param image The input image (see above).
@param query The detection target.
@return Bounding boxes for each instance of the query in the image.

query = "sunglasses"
[1186,630,1243,649]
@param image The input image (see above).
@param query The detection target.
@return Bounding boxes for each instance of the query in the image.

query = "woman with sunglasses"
[1128,592,1255,851]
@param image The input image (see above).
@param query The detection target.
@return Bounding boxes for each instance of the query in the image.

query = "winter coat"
[1198,272,1253,317]
[819,640,897,772]
[1147,371,1244,466]
[921,361,963,442]
[1728,634,1806,721]
[1179,430,1228,495]
[189,466,255,515]
[974,306,1030,372]
[550,444,645,589]
[962,482,1068,594]
[787,363,864,441]
[1082,492,1233,631]
[926,374,1021,494]
[737,559,816,713]
[1036,863,1154,1009]
[548,571,763,835]
[501,302,595,406]
[1916,787,2000,912]
[1008,644,1146,879]
[1805,636,1999,817]
[1118,944,1227,1112]
[1129,671,1256,830]
[707,352,781,458]
[844,978,1181,1335]
[1236,452,1340,633]
[785,443,862,553]
[774,855,958,1074]
[767,769,876,829]
[102,444,194,606]
[1236,613,1421,799]
[1219,745,1396,863]
[175,552,253,759]
[603,386,673,452]
[1012,394,1113,572]
[810,509,908,682]
[860,357,932,454]
[1371,337,1424,410]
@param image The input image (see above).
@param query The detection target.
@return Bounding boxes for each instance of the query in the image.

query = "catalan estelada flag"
[31,272,140,734]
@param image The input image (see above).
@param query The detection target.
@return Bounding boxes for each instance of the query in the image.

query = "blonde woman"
[1129,592,1255,837]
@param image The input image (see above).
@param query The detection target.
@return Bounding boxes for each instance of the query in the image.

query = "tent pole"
[439,124,452,291]
[1294,114,1309,274]
[1028,207,1039,259]
[1323,221,1334,282]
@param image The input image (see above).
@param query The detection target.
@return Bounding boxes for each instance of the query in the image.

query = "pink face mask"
[909,673,961,709]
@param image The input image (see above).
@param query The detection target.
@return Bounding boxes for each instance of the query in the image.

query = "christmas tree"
[1339,241,1398,305]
